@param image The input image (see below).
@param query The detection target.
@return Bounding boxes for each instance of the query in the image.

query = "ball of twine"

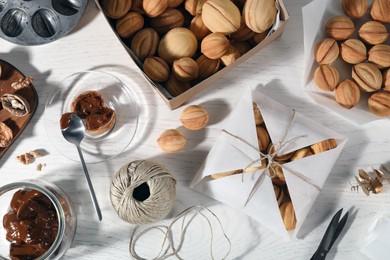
[110,160,176,225]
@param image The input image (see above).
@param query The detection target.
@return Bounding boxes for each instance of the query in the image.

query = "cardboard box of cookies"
[95,0,289,109]
[303,0,390,124]
[190,87,347,239]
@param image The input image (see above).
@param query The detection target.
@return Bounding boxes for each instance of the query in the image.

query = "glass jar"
[0,180,77,260]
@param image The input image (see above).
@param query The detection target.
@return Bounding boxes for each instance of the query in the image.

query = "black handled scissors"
[310,208,349,260]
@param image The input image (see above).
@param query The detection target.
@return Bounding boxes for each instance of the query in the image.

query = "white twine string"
[129,205,231,260]
[110,160,176,225]
[222,110,321,206]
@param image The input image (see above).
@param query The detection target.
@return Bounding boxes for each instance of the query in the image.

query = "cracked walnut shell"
[1,94,30,117]
[0,122,13,148]
[180,105,209,130]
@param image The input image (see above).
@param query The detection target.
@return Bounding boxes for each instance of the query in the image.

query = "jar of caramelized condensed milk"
[0,180,76,260]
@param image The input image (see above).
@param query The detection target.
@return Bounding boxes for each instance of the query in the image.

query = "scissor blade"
[310,209,344,260]
[320,209,344,251]
[328,211,348,250]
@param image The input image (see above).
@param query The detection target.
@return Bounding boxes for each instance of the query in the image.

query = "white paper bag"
[302,0,389,125]
[190,87,347,239]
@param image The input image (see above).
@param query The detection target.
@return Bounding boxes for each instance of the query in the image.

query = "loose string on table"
[129,205,231,260]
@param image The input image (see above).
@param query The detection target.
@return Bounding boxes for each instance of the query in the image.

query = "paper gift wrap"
[190,88,347,239]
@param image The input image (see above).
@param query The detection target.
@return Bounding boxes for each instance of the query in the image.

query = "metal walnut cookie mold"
[0,0,88,45]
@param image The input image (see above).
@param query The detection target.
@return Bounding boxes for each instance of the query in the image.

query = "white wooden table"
[1,0,390,259]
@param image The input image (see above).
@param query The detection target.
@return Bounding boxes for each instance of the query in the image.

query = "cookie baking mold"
[0,0,88,45]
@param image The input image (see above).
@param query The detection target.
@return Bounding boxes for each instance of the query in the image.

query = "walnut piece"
[16,150,44,165]
[1,94,31,117]
[16,153,34,165]
[11,76,34,90]
[0,122,13,147]
[36,163,46,171]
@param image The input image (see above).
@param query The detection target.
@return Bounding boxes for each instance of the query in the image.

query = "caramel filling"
[3,189,58,260]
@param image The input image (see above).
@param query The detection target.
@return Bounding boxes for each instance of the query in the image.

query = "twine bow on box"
[218,110,322,207]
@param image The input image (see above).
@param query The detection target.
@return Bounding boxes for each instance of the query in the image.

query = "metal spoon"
[61,114,102,221]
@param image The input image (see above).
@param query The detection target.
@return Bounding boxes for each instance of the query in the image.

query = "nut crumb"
[36,163,46,171]
[16,150,44,165]
[16,153,34,165]
[11,76,34,90]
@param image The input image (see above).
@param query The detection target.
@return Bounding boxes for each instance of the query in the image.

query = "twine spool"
[110,160,176,225]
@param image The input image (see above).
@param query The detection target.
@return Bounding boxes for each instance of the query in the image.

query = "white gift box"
[302,0,390,125]
[190,87,347,239]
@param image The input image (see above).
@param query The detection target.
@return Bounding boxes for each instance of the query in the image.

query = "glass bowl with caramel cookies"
[44,71,139,163]
[0,180,76,260]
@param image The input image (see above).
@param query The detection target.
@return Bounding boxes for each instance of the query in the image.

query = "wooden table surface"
[1,0,390,259]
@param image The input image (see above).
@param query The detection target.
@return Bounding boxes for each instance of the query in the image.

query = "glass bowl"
[44,71,139,163]
[0,180,77,260]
